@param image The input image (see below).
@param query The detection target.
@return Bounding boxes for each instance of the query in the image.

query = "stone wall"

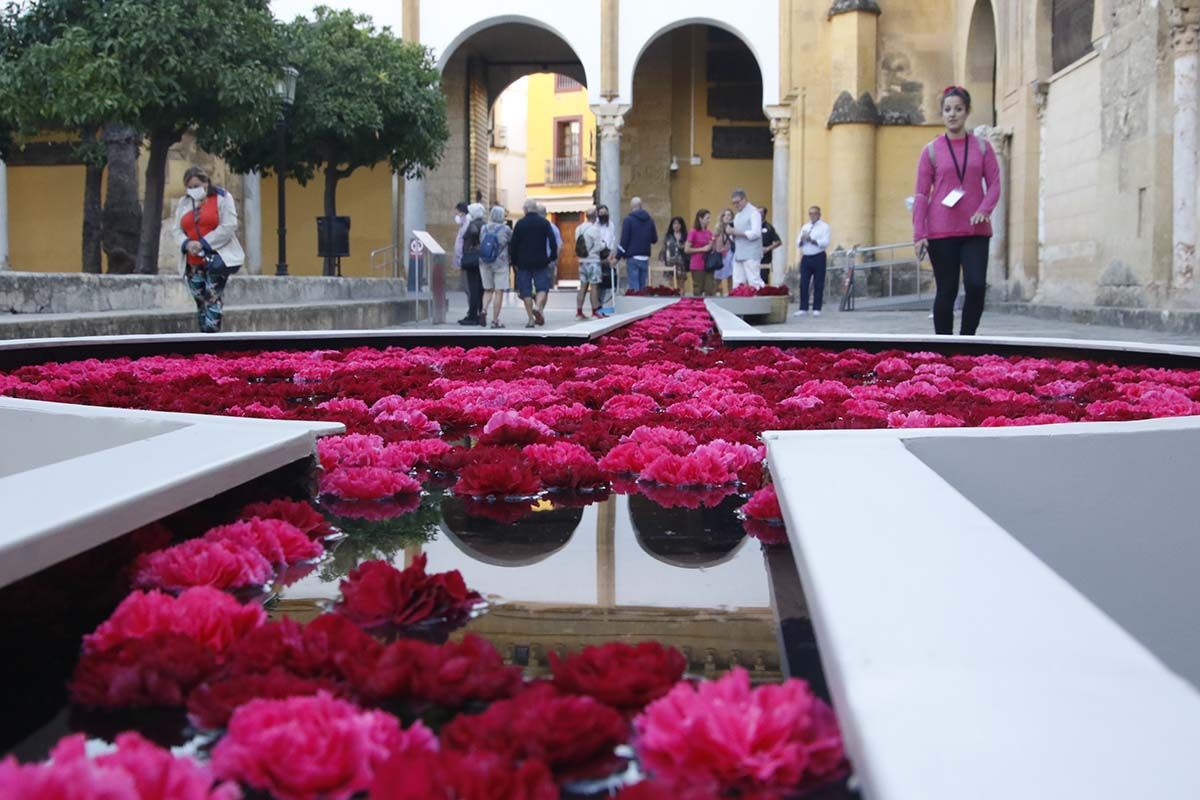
[620,34,673,238]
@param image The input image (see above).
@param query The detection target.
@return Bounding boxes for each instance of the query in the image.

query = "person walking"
[173,166,244,333]
[759,206,781,285]
[727,189,765,290]
[794,206,832,316]
[457,203,486,325]
[509,198,557,327]
[574,207,607,319]
[479,205,512,328]
[659,216,689,291]
[618,197,658,292]
[913,85,1001,335]
[685,208,718,297]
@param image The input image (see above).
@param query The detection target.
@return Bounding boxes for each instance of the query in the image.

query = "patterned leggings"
[185,258,239,333]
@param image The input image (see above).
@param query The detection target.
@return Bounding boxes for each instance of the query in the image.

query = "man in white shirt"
[727,189,765,290]
[794,206,832,316]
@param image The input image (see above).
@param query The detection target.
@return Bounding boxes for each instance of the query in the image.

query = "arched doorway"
[622,23,774,287]
[966,0,998,126]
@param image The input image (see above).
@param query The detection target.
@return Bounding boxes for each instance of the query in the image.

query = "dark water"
[0,465,854,798]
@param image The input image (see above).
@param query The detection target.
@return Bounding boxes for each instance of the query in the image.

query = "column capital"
[974,125,1013,159]
[592,104,629,140]
[769,118,791,146]
[828,0,881,18]
[1030,80,1050,121]
[1169,4,1200,53]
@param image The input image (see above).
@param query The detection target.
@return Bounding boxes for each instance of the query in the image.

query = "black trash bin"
[317,216,350,275]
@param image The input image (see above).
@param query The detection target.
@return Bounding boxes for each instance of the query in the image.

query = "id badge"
[942,188,965,208]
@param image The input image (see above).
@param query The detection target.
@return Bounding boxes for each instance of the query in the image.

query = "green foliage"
[317,489,445,583]
[207,6,448,185]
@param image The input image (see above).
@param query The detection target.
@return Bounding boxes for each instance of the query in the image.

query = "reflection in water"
[628,492,747,569]
[440,494,584,567]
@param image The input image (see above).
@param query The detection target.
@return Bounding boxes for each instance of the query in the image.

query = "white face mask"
[454,214,463,225]
[187,186,207,201]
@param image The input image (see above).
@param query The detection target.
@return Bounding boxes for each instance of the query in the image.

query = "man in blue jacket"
[618,197,658,292]
[508,198,558,327]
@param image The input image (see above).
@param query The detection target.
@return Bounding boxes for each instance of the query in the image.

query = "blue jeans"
[627,257,649,291]
[799,252,827,311]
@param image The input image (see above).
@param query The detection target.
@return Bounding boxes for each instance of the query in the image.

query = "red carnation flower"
[441,683,627,778]
[132,537,274,592]
[453,457,541,499]
[370,750,558,800]
[522,442,606,489]
[353,634,522,708]
[239,498,334,538]
[550,642,686,710]
[188,667,343,729]
[337,555,482,630]
[71,632,218,709]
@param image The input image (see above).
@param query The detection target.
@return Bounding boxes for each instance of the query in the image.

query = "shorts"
[516,266,551,299]
[479,261,509,290]
[578,260,602,285]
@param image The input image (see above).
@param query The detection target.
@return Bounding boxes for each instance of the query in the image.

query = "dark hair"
[693,208,710,230]
[182,166,217,197]
[455,202,469,213]
[941,85,972,111]
[668,216,687,237]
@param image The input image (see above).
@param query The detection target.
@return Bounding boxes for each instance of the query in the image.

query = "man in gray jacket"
[728,188,765,290]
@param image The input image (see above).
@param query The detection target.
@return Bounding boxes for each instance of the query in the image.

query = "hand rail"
[830,242,929,310]
[369,243,402,279]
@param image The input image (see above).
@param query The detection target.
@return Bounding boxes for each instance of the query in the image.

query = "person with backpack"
[912,85,1001,335]
[478,205,512,328]
[457,203,486,326]
[574,207,608,320]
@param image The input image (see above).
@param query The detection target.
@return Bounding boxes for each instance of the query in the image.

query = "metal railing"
[827,242,932,311]
[545,157,584,185]
[369,243,402,279]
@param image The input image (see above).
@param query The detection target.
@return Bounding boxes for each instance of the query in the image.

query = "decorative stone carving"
[595,107,626,141]
[827,91,881,127]
[828,0,881,18]
[769,114,791,145]
[1030,80,1050,121]
[1168,3,1200,54]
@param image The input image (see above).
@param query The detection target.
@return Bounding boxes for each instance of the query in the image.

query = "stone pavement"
[435,290,1200,346]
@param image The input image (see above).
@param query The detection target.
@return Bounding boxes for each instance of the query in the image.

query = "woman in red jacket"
[912,86,1001,335]
[173,166,245,333]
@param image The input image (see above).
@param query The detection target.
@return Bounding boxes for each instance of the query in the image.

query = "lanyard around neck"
[945,134,969,187]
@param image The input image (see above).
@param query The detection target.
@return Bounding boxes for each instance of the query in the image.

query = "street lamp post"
[274,65,299,277]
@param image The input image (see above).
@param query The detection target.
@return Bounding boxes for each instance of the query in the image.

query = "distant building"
[488,76,529,218]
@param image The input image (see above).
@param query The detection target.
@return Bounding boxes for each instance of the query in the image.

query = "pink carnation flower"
[85,587,266,657]
[639,448,737,487]
[206,518,324,565]
[626,425,698,453]
[239,498,334,539]
[373,408,441,437]
[873,357,915,381]
[317,434,385,471]
[133,538,273,593]
[522,442,606,489]
[320,467,422,500]
[212,692,435,800]
[742,484,782,522]
[634,668,844,796]
[794,379,853,401]
[600,393,660,420]
[886,410,965,428]
[0,732,239,800]
[478,410,554,446]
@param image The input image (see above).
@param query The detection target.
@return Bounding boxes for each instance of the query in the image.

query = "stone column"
[241,171,262,275]
[827,93,880,249]
[594,105,627,223]
[768,109,792,284]
[403,174,426,292]
[0,159,9,270]
[1170,4,1200,290]
[976,126,1013,279]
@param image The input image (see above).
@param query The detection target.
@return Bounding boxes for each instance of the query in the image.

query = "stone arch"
[624,17,773,111]
[965,0,998,125]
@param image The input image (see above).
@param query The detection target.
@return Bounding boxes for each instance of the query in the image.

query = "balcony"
[545,157,585,186]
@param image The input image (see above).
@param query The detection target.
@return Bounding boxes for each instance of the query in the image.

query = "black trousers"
[928,236,989,335]
[462,265,483,317]
[799,252,827,311]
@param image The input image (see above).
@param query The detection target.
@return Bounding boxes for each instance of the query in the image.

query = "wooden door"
[554,212,584,284]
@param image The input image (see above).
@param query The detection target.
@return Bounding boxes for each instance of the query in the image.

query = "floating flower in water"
[353,634,523,708]
[205,517,325,565]
[0,732,240,800]
[369,750,558,800]
[336,555,482,630]
[477,409,554,446]
[318,433,386,471]
[741,484,782,523]
[71,632,219,709]
[639,447,737,487]
[239,498,334,539]
[522,442,606,490]
[320,467,422,501]
[634,667,844,797]
[550,641,687,711]
[84,587,265,657]
[132,538,273,593]
[188,667,342,730]
[453,454,541,499]
[212,692,436,800]
[599,393,660,421]
[887,410,965,429]
[440,683,626,779]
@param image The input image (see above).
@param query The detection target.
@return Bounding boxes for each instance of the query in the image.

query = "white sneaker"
[812,310,822,317]
[793,309,807,316]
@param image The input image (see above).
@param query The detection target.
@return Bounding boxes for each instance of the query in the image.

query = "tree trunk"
[322,165,341,276]
[100,123,141,274]
[80,127,103,274]
[135,131,175,275]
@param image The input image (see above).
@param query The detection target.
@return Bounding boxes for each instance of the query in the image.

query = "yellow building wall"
[875,125,943,247]
[9,165,88,272]
[524,72,596,199]
[260,167,395,278]
[667,28,771,230]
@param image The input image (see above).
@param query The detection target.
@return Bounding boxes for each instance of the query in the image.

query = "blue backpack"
[479,225,502,263]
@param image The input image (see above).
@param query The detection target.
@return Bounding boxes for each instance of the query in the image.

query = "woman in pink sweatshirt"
[912,86,1001,335]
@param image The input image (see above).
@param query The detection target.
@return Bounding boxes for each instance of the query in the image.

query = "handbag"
[704,249,724,272]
